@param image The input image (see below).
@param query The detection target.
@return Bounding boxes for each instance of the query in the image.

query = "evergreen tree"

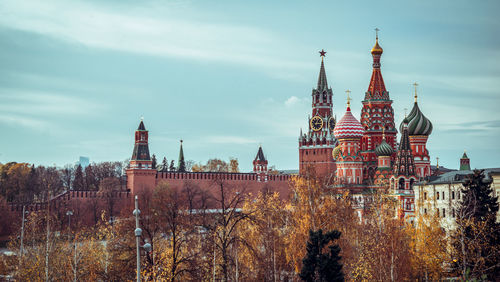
[84,164,97,191]
[161,157,168,172]
[73,164,84,191]
[452,170,500,280]
[300,229,344,282]
[151,154,157,170]
[169,160,175,172]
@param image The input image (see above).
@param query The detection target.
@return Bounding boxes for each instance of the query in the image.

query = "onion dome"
[375,137,394,156]
[371,38,383,55]
[332,145,341,159]
[399,86,433,136]
[333,101,364,139]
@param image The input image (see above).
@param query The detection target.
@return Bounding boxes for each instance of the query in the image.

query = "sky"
[0,0,499,172]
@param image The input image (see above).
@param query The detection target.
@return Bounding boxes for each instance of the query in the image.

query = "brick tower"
[360,31,397,181]
[253,145,268,182]
[459,150,471,171]
[126,119,156,195]
[299,50,337,178]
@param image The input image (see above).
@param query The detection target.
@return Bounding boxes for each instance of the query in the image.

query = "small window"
[443,208,446,217]
[424,192,427,200]
[443,192,445,200]
[452,191,455,200]
[424,208,427,214]
[452,208,455,218]
[436,191,440,200]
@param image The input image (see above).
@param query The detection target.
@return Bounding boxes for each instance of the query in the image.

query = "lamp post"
[133,195,151,282]
[19,206,28,264]
[66,210,75,282]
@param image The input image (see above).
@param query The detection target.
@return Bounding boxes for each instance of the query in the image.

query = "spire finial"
[375,27,380,40]
[140,116,144,121]
[345,89,351,108]
[382,127,386,140]
[413,82,418,103]
[319,49,326,61]
[436,157,440,169]
[180,139,183,144]
[404,107,408,117]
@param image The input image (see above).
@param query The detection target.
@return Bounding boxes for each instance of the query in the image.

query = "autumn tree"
[285,169,358,279]
[239,191,291,281]
[299,229,344,282]
[408,206,449,280]
[352,189,412,281]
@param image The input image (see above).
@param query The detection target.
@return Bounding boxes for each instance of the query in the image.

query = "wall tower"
[299,50,337,178]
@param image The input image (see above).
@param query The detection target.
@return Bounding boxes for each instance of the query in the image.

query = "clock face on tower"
[310,116,324,131]
[328,116,335,131]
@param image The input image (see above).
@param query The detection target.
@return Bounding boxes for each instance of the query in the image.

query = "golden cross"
[382,127,385,139]
[404,107,408,117]
[436,157,440,168]
[345,89,352,107]
[375,28,380,40]
[413,82,418,102]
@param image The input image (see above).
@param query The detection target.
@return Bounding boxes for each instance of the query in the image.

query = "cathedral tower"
[405,83,433,178]
[299,50,337,178]
[333,94,365,185]
[360,31,397,180]
[391,117,417,220]
[126,119,157,195]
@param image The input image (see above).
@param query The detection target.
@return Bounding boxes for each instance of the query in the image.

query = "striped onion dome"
[332,145,341,159]
[375,138,393,156]
[399,102,433,136]
[333,106,364,139]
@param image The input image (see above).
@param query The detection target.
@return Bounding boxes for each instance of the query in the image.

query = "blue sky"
[0,0,499,171]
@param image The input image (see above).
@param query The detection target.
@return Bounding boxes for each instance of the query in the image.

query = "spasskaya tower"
[299,50,337,178]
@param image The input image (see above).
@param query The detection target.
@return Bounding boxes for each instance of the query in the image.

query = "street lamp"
[133,195,151,282]
[19,206,29,264]
[66,210,74,231]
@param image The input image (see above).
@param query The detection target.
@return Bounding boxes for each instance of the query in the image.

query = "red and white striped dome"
[333,107,364,139]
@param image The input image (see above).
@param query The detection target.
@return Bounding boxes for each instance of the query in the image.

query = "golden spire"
[436,157,440,169]
[371,28,383,54]
[413,82,418,103]
[345,89,352,108]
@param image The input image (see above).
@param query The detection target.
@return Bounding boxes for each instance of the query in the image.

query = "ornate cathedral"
[299,34,433,221]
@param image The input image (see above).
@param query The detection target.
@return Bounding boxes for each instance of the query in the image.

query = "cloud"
[285,96,305,107]
[205,136,257,145]
[0,0,312,77]
[0,88,105,117]
[0,114,51,131]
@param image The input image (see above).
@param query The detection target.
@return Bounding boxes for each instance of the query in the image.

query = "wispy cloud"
[205,136,257,145]
[0,0,312,77]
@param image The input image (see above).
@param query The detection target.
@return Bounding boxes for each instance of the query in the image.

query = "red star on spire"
[319,49,327,57]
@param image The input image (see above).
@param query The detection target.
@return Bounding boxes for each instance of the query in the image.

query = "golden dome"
[371,38,383,55]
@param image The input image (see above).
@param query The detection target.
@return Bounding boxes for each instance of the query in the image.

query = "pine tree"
[452,169,500,280]
[161,157,168,172]
[151,154,157,170]
[73,165,84,191]
[169,160,175,172]
[300,229,344,282]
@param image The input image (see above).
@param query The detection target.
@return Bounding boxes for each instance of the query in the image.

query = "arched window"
[399,178,405,190]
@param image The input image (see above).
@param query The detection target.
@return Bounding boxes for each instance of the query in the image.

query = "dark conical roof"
[255,146,266,162]
[393,120,416,177]
[177,140,186,172]
[317,58,328,91]
[138,120,146,130]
